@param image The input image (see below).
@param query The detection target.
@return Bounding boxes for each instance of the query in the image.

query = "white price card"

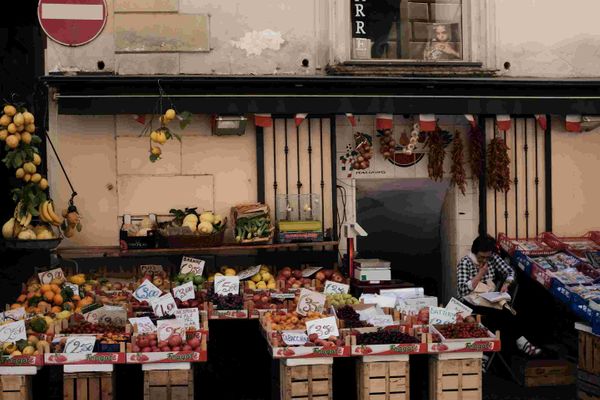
[270,293,295,300]
[306,316,339,340]
[367,315,395,327]
[296,288,326,316]
[323,281,350,295]
[150,294,178,317]
[301,266,323,278]
[281,331,308,346]
[445,297,472,317]
[180,257,205,276]
[157,319,185,341]
[237,265,261,281]
[0,320,26,343]
[175,308,200,331]
[429,306,458,325]
[396,296,438,315]
[140,264,163,275]
[84,306,127,326]
[172,281,195,302]
[64,283,80,297]
[356,305,380,322]
[64,336,96,354]
[133,279,162,302]
[38,268,65,285]
[0,307,26,322]
[128,317,156,334]
[214,276,240,296]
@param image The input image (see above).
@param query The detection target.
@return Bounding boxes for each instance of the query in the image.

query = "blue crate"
[572,291,600,323]
[514,251,534,275]
[550,279,572,304]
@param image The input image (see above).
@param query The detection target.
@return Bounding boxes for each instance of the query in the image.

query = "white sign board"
[429,306,458,325]
[214,276,240,296]
[128,317,156,334]
[150,294,178,317]
[140,264,163,275]
[296,288,326,316]
[302,266,323,278]
[84,305,127,326]
[323,281,350,295]
[38,268,65,284]
[157,319,185,341]
[64,336,96,354]
[367,314,395,327]
[396,296,438,315]
[445,298,473,317]
[133,279,162,302]
[172,281,195,302]
[0,307,26,323]
[0,320,26,343]
[180,257,205,276]
[174,308,201,331]
[281,331,308,346]
[306,316,339,340]
[237,265,261,281]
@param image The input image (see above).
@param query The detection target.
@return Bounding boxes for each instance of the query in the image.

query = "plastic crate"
[550,279,573,304]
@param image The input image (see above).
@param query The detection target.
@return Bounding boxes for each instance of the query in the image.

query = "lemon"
[164,109,176,121]
[25,124,35,133]
[0,129,7,141]
[16,124,24,132]
[3,105,16,117]
[21,132,32,144]
[39,178,48,190]
[13,113,24,126]
[7,123,17,134]
[23,112,34,125]
[23,174,31,183]
[23,162,36,174]
[0,115,11,126]
[156,130,167,144]
[33,153,41,166]
[150,146,161,156]
[150,130,159,143]
[15,168,25,179]
[31,173,41,183]
[5,135,18,149]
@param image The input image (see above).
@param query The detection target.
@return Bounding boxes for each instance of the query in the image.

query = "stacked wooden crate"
[429,354,482,400]
[578,330,600,400]
[279,360,333,400]
[356,356,409,400]
[63,372,114,400]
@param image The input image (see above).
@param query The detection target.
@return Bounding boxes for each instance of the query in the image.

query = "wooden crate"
[0,375,32,400]
[580,331,600,375]
[578,369,600,400]
[143,369,193,400]
[357,359,409,400]
[63,372,114,400]
[513,356,575,387]
[280,363,332,400]
[429,357,481,400]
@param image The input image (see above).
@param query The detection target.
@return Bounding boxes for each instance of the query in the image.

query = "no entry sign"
[38,0,107,47]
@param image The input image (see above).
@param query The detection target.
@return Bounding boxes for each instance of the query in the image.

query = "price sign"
[396,296,438,314]
[356,305,379,321]
[133,279,162,302]
[38,268,65,284]
[84,306,127,326]
[140,264,163,275]
[445,298,472,317]
[180,257,205,276]
[296,288,326,316]
[175,308,200,331]
[429,306,458,325]
[270,293,295,300]
[281,331,308,346]
[128,317,156,334]
[150,294,178,317]
[172,281,195,302]
[301,266,323,278]
[157,319,185,341]
[367,315,394,327]
[237,265,261,281]
[323,281,350,295]
[0,320,27,343]
[0,307,26,322]
[214,276,240,296]
[305,316,339,340]
[64,336,96,354]
[65,283,80,297]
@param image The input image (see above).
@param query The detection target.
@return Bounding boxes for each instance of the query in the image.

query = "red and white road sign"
[38,0,107,47]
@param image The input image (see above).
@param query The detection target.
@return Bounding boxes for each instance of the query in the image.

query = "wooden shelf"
[57,241,339,259]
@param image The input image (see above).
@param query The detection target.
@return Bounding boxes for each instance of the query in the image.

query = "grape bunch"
[210,293,244,310]
[379,129,396,160]
[336,306,372,328]
[435,323,490,339]
[356,329,419,345]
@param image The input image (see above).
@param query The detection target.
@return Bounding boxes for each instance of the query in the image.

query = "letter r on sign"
[355,21,366,35]
[355,4,365,17]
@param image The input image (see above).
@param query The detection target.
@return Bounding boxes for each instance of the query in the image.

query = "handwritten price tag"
[305,316,339,339]
[64,336,96,354]
[429,306,458,325]
[128,317,156,334]
[38,268,65,285]
[296,288,326,316]
[445,297,472,317]
[0,320,26,343]
[323,281,350,295]
[157,319,185,341]
[214,276,240,296]
[237,265,261,281]
[367,315,394,327]
[133,279,162,302]
[140,265,163,275]
[0,307,26,323]
[65,283,80,297]
[84,305,127,326]
[172,281,195,302]
[301,266,323,278]
[150,294,178,317]
[281,331,308,346]
[175,308,200,331]
[180,257,205,276]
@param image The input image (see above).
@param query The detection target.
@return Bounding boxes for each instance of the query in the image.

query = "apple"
[288,277,296,285]
[113,282,123,290]
[315,271,325,282]
[148,334,157,342]
[141,346,152,353]
[280,268,292,278]
[323,270,334,279]
[132,345,141,352]
[137,338,149,348]
[331,272,344,283]
[193,347,201,353]
[183,345,192,351]
[187,337,200,348]
[292,270,303,279]
[261,296,270,304]
[172,346,181,352]
[151,346,159,352]
[158,341,168,348]
[168,335,183,347]
[253,294,261,302]
[150,340,157,347]
[160,346,170,352]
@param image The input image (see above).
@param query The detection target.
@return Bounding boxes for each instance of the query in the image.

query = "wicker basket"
[232,204,273,245]
[159,218,227,248]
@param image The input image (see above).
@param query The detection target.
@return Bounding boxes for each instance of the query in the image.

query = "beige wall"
[551,117,600,236]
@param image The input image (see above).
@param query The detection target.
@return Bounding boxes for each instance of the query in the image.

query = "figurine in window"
[423,24,460,61]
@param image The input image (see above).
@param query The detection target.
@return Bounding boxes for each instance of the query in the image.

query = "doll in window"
[423,24,461,61]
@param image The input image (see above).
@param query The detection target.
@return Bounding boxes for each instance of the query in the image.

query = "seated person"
[456,235,541,363]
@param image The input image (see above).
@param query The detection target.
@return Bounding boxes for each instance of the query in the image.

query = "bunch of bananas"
[39,200,64,227]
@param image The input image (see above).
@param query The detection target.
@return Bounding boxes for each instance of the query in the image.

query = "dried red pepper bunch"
[427,130,445,181]
[468,125,484,182]
[487,136,511,192]
[450,131,467,195]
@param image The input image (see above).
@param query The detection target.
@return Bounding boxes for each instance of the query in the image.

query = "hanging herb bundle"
[427,129,445,181]
[487,136,511,192]
[468,125,484,182]
[450,131,467,195]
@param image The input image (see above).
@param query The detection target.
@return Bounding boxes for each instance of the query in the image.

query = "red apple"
[160,346,170,352]
[193,347,201,353]
[150,340,157,347]
[141,346,152,353]
[183,345,192,351]
[148,334,157,342]
[280,268,292,278]
[288,277,296,284]
[331,273,344,283]
[151,346,159,352]
[261,296,270,304]
[137,338,149,348]
[253,294,261,302]
[158,341,168,348]
[187,337,200,348]
[323,270,334,279]
[292,270,303,279]
[168,335,183,348]
[132,345,141,352]
[172,346,181,352]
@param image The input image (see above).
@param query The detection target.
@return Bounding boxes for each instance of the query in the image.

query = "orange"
[37,301,49,309]
[53,294,63,306]
[71,295,81,302]
[16,294,26,303]
[41,284,52,293]
[51,306,62,314]
[50,284,61,294]
[79,297,93,307]
[43,291,54,302]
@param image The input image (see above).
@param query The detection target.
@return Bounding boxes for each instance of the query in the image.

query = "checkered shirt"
[456,253,515,299]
